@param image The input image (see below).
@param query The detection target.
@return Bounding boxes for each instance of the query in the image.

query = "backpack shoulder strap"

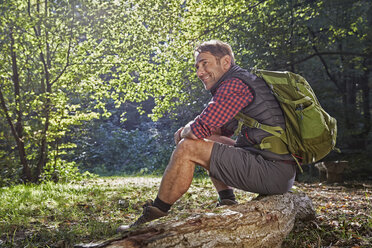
[234,112,287,143]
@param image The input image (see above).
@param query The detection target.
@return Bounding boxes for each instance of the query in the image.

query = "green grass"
[0,177,370,247]
[0,176,229,247]
[0,177,159,247]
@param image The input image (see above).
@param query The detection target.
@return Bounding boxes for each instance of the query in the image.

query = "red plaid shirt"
[190,78,254,139]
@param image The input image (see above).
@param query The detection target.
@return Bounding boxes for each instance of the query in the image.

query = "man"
[118,40,296,231]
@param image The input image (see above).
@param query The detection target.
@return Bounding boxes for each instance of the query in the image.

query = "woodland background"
[0,0,371,247]
[0,0,371,184]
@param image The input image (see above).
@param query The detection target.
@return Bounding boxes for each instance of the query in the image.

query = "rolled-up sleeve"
[190,78,254,139]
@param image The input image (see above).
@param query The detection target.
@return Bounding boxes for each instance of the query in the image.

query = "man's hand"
[174,127,184,145]
[174,123,198,145]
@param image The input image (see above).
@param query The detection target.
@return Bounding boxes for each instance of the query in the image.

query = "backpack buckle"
[254,122,261,129]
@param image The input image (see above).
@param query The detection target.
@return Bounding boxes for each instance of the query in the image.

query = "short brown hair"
[194,40,235,65]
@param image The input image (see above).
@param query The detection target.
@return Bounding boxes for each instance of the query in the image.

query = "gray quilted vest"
[210,65,291,160]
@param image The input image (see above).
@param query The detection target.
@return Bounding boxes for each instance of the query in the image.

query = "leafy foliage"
[0,0,371,184]
[71,121,174,176]
[0,0,105,183]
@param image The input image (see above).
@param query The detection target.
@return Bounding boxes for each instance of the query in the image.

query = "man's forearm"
[181,124,224,140]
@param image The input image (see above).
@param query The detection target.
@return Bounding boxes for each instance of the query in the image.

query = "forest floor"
[0,176,371,248]
[283,181,371,247]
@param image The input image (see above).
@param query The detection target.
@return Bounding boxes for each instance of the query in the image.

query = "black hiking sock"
[153,196,171,213]
[218,189,236,202]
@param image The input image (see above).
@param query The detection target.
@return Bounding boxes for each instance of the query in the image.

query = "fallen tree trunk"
[75,191,315,248]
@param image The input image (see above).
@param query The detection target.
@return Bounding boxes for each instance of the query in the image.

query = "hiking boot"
[216,199,238,207]
[116,200,168,233]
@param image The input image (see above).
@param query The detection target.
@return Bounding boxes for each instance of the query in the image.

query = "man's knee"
[177,138,197,154]
[175,138,214,168]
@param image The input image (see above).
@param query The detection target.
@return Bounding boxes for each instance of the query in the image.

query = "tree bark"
[8,27,32,182]
[75,192,315,248]
[360,68,371,137]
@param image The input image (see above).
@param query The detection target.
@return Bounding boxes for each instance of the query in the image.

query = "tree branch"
[50,38,72,86]
[288,51,368,67]
[306,27,343,93]
[51,2,75,86]
[9,27,24,142]
[0,83,19,142]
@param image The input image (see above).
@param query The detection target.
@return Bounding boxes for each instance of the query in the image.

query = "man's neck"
[209,64,240,95]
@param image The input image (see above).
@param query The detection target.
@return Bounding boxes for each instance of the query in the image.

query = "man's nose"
[196,67,204,78]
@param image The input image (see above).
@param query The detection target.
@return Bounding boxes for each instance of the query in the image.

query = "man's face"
[195,52,230,91]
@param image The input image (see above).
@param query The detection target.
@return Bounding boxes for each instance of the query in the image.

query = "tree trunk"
[0,86,31,182]
[8,27,33,182]
[75,192,315,248]
[361,68,371,137]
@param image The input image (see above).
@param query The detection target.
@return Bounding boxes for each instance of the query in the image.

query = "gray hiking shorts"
[209,143,296,195]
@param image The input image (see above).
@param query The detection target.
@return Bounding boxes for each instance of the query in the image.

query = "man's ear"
[221,55,232,71]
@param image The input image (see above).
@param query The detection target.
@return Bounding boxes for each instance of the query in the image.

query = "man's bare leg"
[118,136,234,231]
[117,138,216,231]
[157,138,215,204]
[205,135,235,193]
[158,134,235,203]
[210,177,232,191]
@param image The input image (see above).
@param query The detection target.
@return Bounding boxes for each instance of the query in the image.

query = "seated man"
[118,40,296,231]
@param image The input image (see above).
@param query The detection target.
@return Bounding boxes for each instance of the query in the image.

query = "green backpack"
[234,69,339,169]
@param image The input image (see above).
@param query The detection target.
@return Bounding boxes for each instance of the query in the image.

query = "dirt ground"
[282,181,372,247]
